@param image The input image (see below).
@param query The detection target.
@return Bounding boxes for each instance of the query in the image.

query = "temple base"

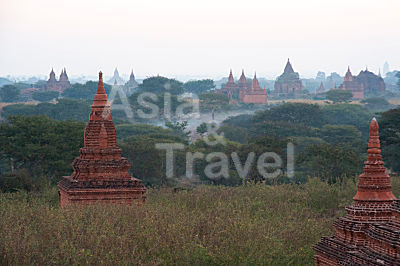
[58,176,146,208]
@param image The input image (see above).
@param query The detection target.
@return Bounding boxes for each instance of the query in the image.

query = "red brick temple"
[239,73,268,104]
[357,68,386,95]
[44,68,71,92]
[339,66,386,99]
[313,118,399,265]
[339,67,364,99]
[218,70,267,104]
[58,72,146,207]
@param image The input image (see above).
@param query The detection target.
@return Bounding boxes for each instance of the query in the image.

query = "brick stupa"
[314,118,399,265]
[58,72,146,207]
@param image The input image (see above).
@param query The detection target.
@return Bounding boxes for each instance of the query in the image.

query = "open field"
[0,101,40,109]
[267,99,360,106]
[268,99,333,105]
[388,98,400,106]
[1,178,400,265]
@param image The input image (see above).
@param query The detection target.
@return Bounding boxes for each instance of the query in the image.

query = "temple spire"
[251,72,261,91]
[344,66,353,82]
[353,117,396,202]
[284,58,294,73]
[227,69,234,83]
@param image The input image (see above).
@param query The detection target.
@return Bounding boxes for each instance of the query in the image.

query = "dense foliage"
[380,107,400,172]
[184,79,215,94]
[62,81,111,100]
[1,102,398,191]
[2,99,91,121]
[0,116,85,188]
[32,91,59,102]
[138,76,184,95]
[0,84,20,102]
[220,103,377,181]
[326,89,353,103]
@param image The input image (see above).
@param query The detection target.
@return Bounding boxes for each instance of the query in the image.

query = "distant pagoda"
[273,58,303,95]
[316,82,325,94]
[237,70,249,93]
[58,72,146,207]
[314,118,399,265]
[339,66,364,99]
[220,69,238,100]
[218,69,267,104]
[239,73,268,104]
[124,70,139,96]
[44,68,71,92]
[357,68,386,95]
[108,68,125,85]
[339,66,386,99]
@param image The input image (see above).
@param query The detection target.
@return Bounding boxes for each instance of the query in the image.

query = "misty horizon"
[1,0,399,79]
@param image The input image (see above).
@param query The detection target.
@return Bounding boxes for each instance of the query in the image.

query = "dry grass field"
[268,99,354,106]
[388,98,400,106]
[1,178,400,265]
[0,101,40,111]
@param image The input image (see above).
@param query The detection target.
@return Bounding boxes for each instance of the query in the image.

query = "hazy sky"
[0,0,399,80]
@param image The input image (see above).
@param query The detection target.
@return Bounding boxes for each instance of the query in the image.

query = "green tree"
[242,136,291,184]
[62,81,111,100]
[116,123,178,140]
[166,121,190,139]
[138,76,183,95]
[184,79,215,94]
[188,138,242,185]
[0,85,20,102]
[217,124,248,144]
[32,91,59,102]
[379,107,400,172]
[360,97,391,111]
[222,114,253,128]
[196,122,208,134]
[120,136,186,186]
[0,116,85,185]
[326,89,353,103]
[250,121,315,138]
[317,124,363,150]
[2,99,91,122]
[322,104,372,137]
[199,92,229,112]
[253,103,325,127]
[297,144,362,183]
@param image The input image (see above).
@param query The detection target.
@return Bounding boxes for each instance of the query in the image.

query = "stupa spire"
[344,66,353,82]
[284,58,294,73]
[314,118,398,264]
[91,71,110,119]
[96,71,106,95]
[353,118,396,202]
[251,72,261,91]
[227,69,234,83]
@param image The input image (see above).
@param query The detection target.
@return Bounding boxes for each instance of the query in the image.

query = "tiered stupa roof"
[314,118,399,265]
[58,72,146,207]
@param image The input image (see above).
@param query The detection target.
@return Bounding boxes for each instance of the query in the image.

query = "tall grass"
[1,178,399,265]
